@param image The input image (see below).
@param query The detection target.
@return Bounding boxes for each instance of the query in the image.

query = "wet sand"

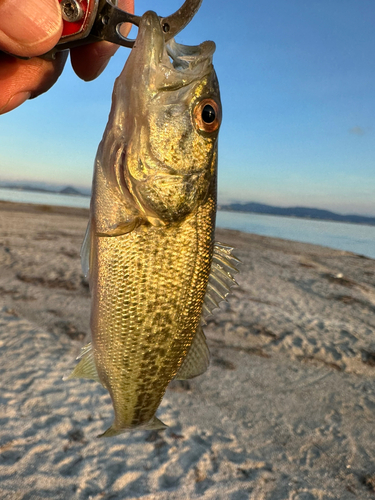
[0,200,375,500]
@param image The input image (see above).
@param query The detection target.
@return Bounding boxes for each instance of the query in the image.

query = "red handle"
[58,0,99,43]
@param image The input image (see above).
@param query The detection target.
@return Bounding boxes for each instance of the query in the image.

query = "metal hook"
[3,0,204,60]
[160,0,203,41]
[57,0,203,50]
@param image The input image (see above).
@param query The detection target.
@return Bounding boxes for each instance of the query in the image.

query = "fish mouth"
[121,11,217,222]
[135,10,216,89]
[128,11,217,177]
[133,11,165,69]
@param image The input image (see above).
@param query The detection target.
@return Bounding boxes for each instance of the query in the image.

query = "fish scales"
[93,197,215,428]
[67,10,231,437]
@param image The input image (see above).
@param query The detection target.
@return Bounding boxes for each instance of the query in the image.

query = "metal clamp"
[56,0,203,50]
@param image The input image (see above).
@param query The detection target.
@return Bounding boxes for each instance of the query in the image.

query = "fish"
[66,10,239,437]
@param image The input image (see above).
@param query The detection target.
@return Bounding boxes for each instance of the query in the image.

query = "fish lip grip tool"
[51,0,203,54]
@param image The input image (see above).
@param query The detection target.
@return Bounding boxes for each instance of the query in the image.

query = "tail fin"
[97,417,167,438]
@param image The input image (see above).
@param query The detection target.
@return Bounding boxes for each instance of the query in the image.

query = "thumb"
[0,0,62,58]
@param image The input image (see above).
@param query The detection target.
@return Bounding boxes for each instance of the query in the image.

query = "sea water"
[216,210,375,259]
[0,188,374,259]
[0,187,90,209]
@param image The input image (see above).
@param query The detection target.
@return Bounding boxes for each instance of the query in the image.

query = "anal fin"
[63,342,100,383]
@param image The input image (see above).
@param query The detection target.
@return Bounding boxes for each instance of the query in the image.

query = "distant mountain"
[0,183,90,197]
[59,186,83,196]
[1,184,52,193]
[218,202,375,226]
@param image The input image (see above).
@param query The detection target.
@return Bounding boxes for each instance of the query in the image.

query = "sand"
[0,200,375,500]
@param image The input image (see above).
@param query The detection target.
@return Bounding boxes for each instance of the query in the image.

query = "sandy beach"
[0,200,375,500]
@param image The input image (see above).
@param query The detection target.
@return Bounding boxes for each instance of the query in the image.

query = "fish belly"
[90,201,215,430]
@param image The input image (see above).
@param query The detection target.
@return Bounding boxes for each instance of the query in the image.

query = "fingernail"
[0,0,61,47]
[0,91,31,115]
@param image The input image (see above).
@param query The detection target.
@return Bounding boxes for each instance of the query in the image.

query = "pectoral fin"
[80,220,92,278]
[174,326,210,380]
[81,217,144,277]
[96,217,144,237]
[63,343,100,383]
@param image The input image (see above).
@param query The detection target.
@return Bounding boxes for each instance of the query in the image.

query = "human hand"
[0,0,134,114]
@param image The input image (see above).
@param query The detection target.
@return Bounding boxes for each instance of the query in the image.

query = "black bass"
[67,10,238,437]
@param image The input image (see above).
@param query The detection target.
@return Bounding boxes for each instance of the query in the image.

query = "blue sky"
[0,0,374,215]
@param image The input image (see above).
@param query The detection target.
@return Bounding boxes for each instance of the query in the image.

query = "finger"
[0,0,63,58]
[70,0,134,81]
[0,51,68,114]
[70,39,121,82]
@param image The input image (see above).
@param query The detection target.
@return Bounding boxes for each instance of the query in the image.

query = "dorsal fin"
[201,242,240,324]
[174,326,210,380]
[175,243,239,378]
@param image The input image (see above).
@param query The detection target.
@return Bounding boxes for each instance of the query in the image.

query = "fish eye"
[202,104,216,123]
[194,98,221,133]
